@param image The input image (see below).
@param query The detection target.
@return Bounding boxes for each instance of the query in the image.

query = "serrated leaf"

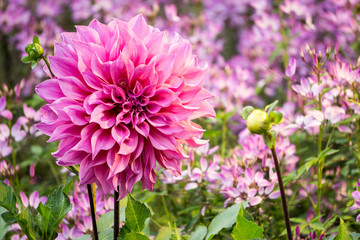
[241,106,254,120]
[36,186,72,239]
[125,194,151,232]
[16,208,36,240]
[205,203,241,240]
[125,232,151,240]
[0,181,17,213]
[63,178,75,195]
[231,205,264,240]
[1,211,16,225]
[0,207,9,239]
[189,224,207,240]
[334,218,351,240]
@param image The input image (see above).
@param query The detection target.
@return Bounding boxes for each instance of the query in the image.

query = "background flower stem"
[87,184,99,240]
[114,187,120,240]
[270,147,293,240]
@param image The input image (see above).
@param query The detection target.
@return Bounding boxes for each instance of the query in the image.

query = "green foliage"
[189,225,207,240]
[205,203,241,240]
[231,205,264,240]
[0,207,9,240]
[21,35,44,69]
[16,207,36,240]
[241,106,254,120]
[334,219,351,240]
[35,185,72,239]
[0,181,17,213]
[125,194,151,232]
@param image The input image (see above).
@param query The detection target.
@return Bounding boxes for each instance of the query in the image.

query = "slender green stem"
[114,187,120,240]
[316,72,323,217]
[87,184,99,240]
[221,115,227,158]
[270,147,293,240]
[42,56,55,78]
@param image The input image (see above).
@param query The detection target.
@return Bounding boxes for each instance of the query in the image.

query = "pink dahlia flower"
[36,15,215,198]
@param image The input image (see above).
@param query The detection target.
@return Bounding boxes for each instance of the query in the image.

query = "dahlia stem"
[42,56,55,78]
[270,147,293,240]
[114,187,120,240]
[87,184,99,240]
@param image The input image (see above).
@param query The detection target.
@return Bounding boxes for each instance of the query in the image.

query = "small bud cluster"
[21,36,44,69]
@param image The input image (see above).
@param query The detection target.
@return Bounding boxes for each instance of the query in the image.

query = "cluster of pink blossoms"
[36,15,215,197]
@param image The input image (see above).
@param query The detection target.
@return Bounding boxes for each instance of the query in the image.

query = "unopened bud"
[246,109,270,135]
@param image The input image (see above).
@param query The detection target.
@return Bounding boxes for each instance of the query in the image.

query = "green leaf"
[63,178,75,195]
[35,203,51,238]
[31,60,38,69]
[205,203,241,240]
[97,210,114,232]
[74,235,91,240]
[189,224,207,240]
[231,205,264,240]
[125,232,151,240]
[350,232,360,240]
[21,55,32,64]
[16,208,36,240]
[0,181,17,213]
[1,211,16,225]
[269,111,283,124]
[98,228,113,240]
[32,35,40,44]
[334,218,351,240]
[0,207,9,240]
[241,106,254,120]
[265,100,279,115]
[30,145,43,155]
[318,148,339,161]
[125,194,151,232]
[263,131,276,149]
[156,227,172,240]
[36,186,72,239]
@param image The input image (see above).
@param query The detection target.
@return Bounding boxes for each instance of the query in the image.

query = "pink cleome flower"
[35,15,215,198]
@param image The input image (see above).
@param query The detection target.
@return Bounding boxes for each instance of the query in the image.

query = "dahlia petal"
[61,32,79,44]
[52,137,80,158]
[76,25,102,45]
[168,42,193,75]
[72,40,106,72]
[118,129,138,155]
[150,54,175,85]
[107,149,129,177]
[146,115,168,127]
[110,54,134,84]
[122,37,148,66]
[128,14,152,40]
[189,101,216,120]
[48,56,83,80]
[149,88,176,107]
[82,70,105,90]
[90,104,116,129]
[57,150,89,166]
[94,164,113,194]
[183,66,206,86]
[135,121,150,138]
[48,124,82,142]
[88,19,112,46]
[91,128,115,157]
[149,128,177,151]
[131,136,144,160]
[91,54,112,83]
[63,105,89,125]
[35,79,65,103]
[58,76,91,101]
[79,157,97,184]
[130,62,158,88]
[54,42,77,60]
[73,123,99,153]
[111,124,130,144]
[144,31,165,59]
[187,137,209,148]
[36,122,58,136]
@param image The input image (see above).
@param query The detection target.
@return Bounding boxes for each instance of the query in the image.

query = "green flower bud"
[246,109,270,135]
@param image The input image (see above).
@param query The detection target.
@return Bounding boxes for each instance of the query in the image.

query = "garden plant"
[1,0,360,240]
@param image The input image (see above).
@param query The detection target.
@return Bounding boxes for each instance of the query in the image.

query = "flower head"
[36,15,215,198]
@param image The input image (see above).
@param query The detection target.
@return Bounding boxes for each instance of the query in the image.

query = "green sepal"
[241,106,254,120]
